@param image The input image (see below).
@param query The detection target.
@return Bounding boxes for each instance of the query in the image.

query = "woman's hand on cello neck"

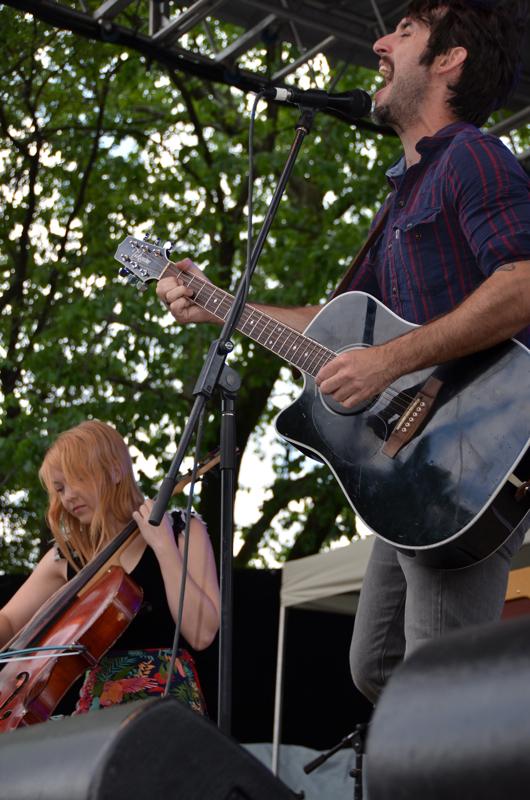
[133,499,220,651]
[132,499,179,558]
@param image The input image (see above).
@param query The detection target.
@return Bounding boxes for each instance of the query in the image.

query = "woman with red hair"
[0,419,220,715]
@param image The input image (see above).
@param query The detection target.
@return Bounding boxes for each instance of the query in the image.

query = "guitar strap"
[328,193,394,301]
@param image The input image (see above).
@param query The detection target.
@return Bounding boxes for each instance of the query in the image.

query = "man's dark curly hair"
[406,0,528,126]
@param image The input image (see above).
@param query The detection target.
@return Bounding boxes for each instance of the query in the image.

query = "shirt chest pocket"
[393,206,446,293]
[394,206,441,235]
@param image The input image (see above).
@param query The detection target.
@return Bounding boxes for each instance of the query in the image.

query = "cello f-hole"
[0,671,30,717]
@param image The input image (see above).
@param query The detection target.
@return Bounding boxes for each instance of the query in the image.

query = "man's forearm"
[315,262,530,409]
[383,262,530,378]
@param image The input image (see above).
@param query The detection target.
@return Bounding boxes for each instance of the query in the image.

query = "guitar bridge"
[382,376,443,458]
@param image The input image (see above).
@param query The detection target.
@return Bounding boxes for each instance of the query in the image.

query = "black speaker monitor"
[0,697,295,800]
[365,615,530,800]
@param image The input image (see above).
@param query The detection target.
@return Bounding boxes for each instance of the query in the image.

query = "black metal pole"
[149,105,318,736]
[217,373,240,733]
[216,107,317,349]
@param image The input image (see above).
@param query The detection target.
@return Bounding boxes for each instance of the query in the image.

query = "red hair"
[39,420,143,570]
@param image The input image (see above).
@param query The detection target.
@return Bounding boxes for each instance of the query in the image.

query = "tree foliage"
[0,6,404,571]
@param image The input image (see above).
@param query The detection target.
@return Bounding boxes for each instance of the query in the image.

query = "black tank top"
[66,511,193,651]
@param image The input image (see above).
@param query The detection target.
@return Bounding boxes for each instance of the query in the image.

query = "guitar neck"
[162,264,335,378]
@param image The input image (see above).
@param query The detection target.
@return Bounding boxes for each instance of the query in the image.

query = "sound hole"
[320,391,378,416]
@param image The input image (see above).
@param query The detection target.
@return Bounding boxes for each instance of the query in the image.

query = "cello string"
[0,644,87,664]
[0,652,84,664]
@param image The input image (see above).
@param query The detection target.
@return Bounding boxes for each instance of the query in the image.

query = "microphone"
[260,86,372,119]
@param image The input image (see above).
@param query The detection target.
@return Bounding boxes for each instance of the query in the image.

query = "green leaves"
[0,8,397,569]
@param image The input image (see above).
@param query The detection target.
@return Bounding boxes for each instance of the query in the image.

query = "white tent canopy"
[280,536,374,614]
[272,537,374,774]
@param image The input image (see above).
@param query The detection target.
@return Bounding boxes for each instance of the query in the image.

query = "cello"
[0,453,219,732]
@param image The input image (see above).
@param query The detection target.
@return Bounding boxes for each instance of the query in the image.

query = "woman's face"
[50,467,98,526]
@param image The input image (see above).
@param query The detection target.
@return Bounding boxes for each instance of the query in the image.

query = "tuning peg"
[143,233,152,242]
[119,267,131,277]
[154,237,161,246]
[165,241,173,252]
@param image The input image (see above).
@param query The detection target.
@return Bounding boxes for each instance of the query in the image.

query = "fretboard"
[163,265,336,377]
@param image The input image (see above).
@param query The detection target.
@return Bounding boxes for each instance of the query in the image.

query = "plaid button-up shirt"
[349,122,530,347]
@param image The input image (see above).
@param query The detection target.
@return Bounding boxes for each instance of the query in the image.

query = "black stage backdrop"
[0,568,372,749]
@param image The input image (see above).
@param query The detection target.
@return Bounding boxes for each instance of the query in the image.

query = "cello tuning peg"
[143,233,152,242]
[154,237,161,246]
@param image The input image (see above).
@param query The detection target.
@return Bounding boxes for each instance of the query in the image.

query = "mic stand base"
[302,724,368,800]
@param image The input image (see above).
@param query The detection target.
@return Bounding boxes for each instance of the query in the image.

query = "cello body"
[0,566,143,732]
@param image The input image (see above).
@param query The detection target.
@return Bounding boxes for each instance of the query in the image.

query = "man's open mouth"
[378,63,394,86]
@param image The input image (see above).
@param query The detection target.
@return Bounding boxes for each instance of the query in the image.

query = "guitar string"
[173,270,421,414]
[139,253,420,415]
[182,273,420,414]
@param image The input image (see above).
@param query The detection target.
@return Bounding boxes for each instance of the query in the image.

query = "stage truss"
[3,0,530,163]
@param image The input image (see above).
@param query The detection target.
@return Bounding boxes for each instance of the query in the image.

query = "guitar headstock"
[114,235,172,291]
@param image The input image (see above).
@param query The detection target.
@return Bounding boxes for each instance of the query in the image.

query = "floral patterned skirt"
[73,648,206,716]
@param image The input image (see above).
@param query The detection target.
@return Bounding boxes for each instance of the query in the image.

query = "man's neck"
[398,112,458,168]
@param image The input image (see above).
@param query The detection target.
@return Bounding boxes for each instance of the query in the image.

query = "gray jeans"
[349,527,526,705]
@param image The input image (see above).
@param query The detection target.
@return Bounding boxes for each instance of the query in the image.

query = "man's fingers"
[165,286,193,307]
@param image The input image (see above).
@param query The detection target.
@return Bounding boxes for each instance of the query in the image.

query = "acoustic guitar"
[115,235,530,568]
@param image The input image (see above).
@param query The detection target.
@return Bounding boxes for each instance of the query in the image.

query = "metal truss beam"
[4,0,530,139]
[3,0,390,135]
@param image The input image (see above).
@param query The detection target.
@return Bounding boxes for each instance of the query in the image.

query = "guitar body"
[275,293,530,568]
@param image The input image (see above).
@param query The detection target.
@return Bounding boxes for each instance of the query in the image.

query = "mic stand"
[303,724,367,800]
[218,370,240,734]
[150,106,318,735]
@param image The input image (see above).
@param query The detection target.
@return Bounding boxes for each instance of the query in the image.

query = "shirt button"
[398,199,405,208]
[392,285,398,294]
